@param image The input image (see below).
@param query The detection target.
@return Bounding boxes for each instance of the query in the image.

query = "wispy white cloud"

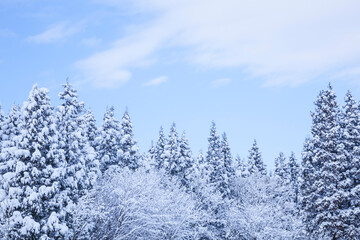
[81,37,102,47]
[143,76,168,87]
[27,21,85,43]
[76,0,360,87]
[0,29,16,38]
[74,25,168,88]
[212,78,231,88]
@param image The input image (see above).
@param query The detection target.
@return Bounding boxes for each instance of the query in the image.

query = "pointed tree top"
[104,106,115,120]
[170,122,177,133]
[328,82,332,90]
[222,132,228,140]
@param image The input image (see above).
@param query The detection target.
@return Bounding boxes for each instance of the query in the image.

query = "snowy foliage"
[119,110,140,170]
[73,166,206,240]
[96,106,122,173]
[247,140,267,176]
[300,84,359,239]
[0,82,359,239]
[0,85,68,239]
[231,174,305,239]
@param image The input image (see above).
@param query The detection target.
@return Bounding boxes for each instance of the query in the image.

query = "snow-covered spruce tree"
[119,110,140,170]
[299,138,318,238]
[206,122,231,199]
[153,126,166,170]
[56,81,98,237]
[82,109,98,150]
[162,123,181,176]
[141,142,156,172]
[96,106,122,173]
[288,152,300,205]
[81,109,100,186]
[339,90,360,237]
[274,152,289,183]
[247,140,267,176]
[220,132,234,198]
[188,150,211,196]
[2,85,68,239]
[177,131,194,189]
[205,122,228,238]
[300,84,348,239]
[0,104,25,238]
[0,105,23,177]
[57,82,92,201]
[234,155,249,178]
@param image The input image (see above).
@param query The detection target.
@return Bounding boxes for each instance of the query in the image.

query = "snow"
[0,82,358,239]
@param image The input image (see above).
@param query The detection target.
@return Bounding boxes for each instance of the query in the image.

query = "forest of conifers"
[0,82,359,239]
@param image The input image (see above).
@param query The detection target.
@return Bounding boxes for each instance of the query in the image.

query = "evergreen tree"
[82,109,98,149]
[247,140,267,175]
[57,81,90,204]
[274,152,288,182]
[142,141,156,172]
[162,123,180,176]
[300,139,318,238]
[300,84,348,239]
[220,132,234,198]
[221,133,234,178]
[288,152,300,204]
[235,155,249,178]
[81,109,100,186]
[0,105,24,238]
[206,122,227,195]
[178,132,193,188]
[339,90,360,237]
[96,106,122,173]
[2,85,67,239]
[154,127,167,170]
[206,122,227,238]
[119,110,140,170]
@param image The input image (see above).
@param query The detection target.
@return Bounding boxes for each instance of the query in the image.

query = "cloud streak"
[143,76,168,87]
[76,0,360,87]
[27,21,85,43]
[212,78,231,88]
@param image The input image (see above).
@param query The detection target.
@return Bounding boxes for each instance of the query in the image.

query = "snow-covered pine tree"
[288,152,300,204]
[178,131,193,188]
[0,104,25,238]
[119,110,140,170]
[82,109,98,150]
[57,81,91,204]
[299,138,317,238]
[81,109,100,186]
[189,150,211,189]
[220,132,234,198]
[96,106,122,173]
[141,141,156,172]
[247,140,267,176]
[162,123,181,176]
[300,84,348,239]
[274,152,289,182]
[206,122,228,197]
[339,90,360,237]
[154,126,167,170]
[234,155,249,178]
[3,84,68,239]
[205,122,227,238]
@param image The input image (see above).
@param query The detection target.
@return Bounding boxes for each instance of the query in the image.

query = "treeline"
[0,82,358,239]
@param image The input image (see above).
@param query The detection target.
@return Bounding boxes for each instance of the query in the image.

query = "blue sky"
[1,0,360,169]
